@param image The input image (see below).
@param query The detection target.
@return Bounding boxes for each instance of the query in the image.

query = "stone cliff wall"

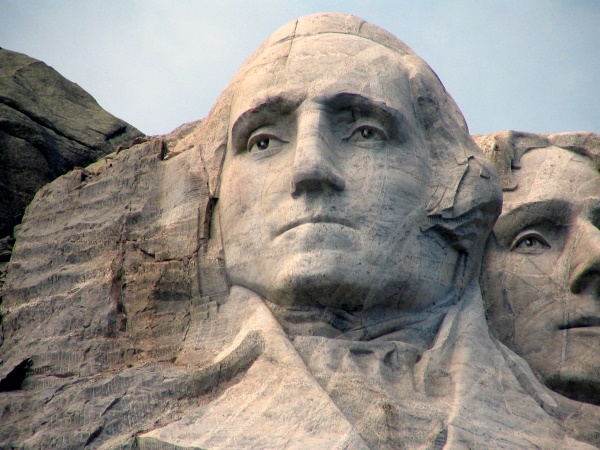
[0,127,231,447]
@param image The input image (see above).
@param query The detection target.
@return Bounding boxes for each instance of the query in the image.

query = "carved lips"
[276,215,357,237]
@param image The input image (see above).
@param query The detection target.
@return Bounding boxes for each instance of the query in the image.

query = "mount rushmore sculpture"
[1,13,599,449]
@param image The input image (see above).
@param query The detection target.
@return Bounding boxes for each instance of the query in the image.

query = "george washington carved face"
[217,30,498,326]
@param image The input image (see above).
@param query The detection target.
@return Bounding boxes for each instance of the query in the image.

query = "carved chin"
[268,263,370,312]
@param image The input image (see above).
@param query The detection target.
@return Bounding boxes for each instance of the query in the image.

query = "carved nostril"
[570,266,600,296]
[290,146,345,198]
[569,222,600,296]
[569,247,600,295]
[290,165,345,197]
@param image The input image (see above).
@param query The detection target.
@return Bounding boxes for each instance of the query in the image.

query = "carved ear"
[423,156,501,253]
[408,68,502,255]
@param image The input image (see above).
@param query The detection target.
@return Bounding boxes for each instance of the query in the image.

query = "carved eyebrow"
[317,92,412,142]
[320,92,406,138]
[229,92,410,151]
[493,199,572,245]
[230,96,299,151]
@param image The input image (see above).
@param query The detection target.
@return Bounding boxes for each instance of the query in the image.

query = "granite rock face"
[1,14,600,450]
[0,126,224,448]
[0,48,143,253]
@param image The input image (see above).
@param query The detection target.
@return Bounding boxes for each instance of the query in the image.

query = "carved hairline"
[474,131,600,192]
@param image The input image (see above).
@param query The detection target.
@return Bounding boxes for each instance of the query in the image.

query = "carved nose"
[290,113,345,198]
[569,221,600,296]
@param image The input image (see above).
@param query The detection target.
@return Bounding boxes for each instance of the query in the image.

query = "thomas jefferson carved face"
[218,34,461,316]
[483,147,600,404]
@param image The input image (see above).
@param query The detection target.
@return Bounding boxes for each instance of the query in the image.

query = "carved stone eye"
[511,231,551,254]
[346,125,386,144]
[257,138,270,150]
[361,128,374,139]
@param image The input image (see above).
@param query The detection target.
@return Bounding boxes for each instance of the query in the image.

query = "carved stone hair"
[475,130,600,193]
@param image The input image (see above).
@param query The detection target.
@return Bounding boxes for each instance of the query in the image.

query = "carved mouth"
[560,316,600,330]
[277,216,356,236]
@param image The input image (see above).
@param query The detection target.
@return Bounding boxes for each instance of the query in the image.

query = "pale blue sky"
[1,0,598,136]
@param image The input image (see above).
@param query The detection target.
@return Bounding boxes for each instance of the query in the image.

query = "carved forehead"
[252,12,415,61]
[230,33,413,120]
[228,12,418,95]
[503,146,600,207]
[246,32,403,76]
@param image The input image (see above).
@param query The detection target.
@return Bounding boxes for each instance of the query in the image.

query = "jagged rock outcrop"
[0,48,144,266]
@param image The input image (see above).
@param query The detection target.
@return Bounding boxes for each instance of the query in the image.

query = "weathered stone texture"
[2,13,600,449]
[0,130,225,448]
